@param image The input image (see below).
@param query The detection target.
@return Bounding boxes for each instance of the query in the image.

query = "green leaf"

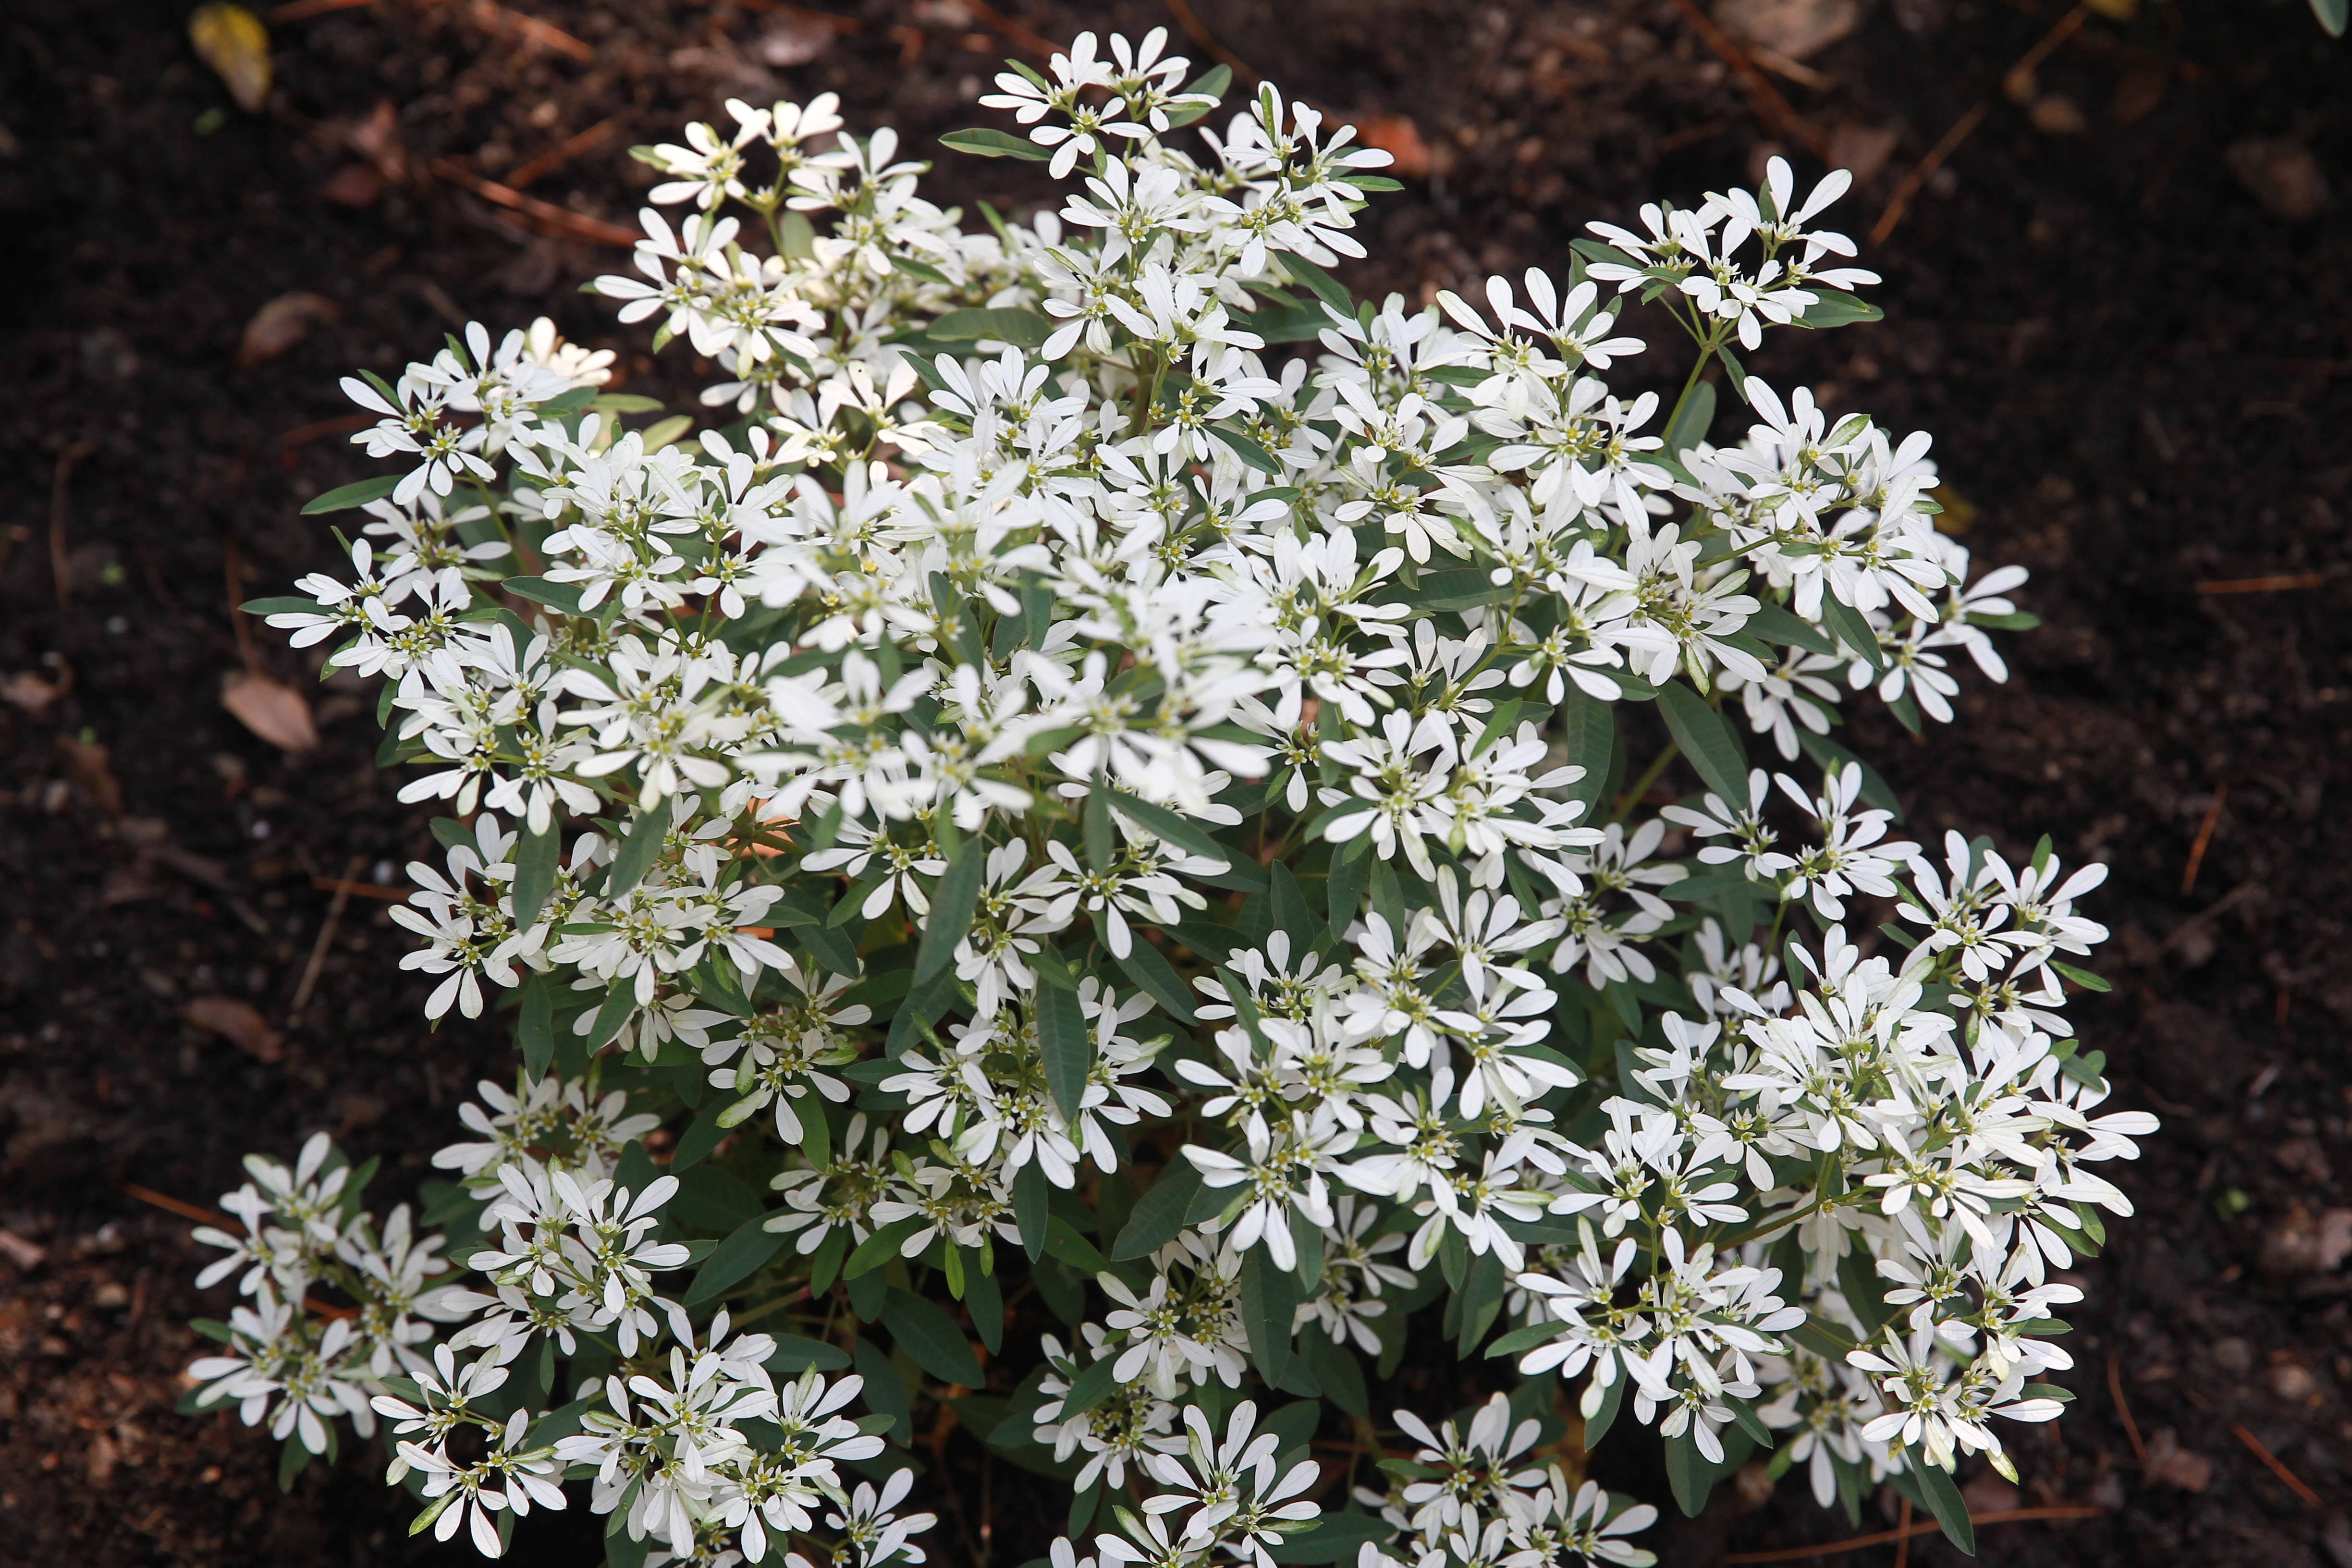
[1037,981,1090,1123]
[300,474,401,514]
[928,308,1054,348]
[685,1216,784,1305]
[1210,423,1282,475]
[771,1334,851,1372]
[1655,680,1749,808]
[1113,1160,1203,1259]
[517,972,555,1078]
[1663,1427,1709,1517]
[845,1216,925,1279]
[1281,252,1353,316]
[1665,378,1717,455]
[503,575,588,615]
[240,595,333,617]
[1795,730,1902,820]
[2049,960,2111,993]
[939,126,1052,160]
[2316,0,2350,36]
[854,1338,910,1441]
[606,807,669,898]
[1815,592,1884,674]
[512,821,558,931]
[671,1164,762,1231]
[1909,1451,1975,1555]
[1745,599,1839,658]
[1265,1512,1394,1565]
[1163,63,1232,127]
[882,1287,985,1386]
[1797,292,1885,329]
[1106,792,1246,878]
[1045,1215,1115,1278]
[1418,566,1500,612]
[914,840,985,984]
[669,1102,729,1174]
[1238,1246,1297,1385]
[1298,1324,1368,1418]
[1059,1355,1125,1417]
[1114,938,1198,1024]
[1014,1159,1049,1262]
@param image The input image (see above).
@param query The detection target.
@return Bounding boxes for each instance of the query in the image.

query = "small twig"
[290,855,365,1025]
[2003,3,2091,102]
[275,413,373,449]
[468,0,594,62]
[1165,0,1260,82]
[428,157,641,247]
[960,0,1060,58]
[2108,1353,2150,1469]
[2232,1422,2321,1507]
[1890,1498,1911,1568]
[122,1183,228,1228]
[271,0,377,19]
[506,116,621,189]
[1870,101,1989,245]
[49,440,94,608]
[2196,572,2324,595]
[224,539,260,677]
[2180,784,2227,895]
[312,875,411,902]
[1720,1507,2106,1564]
[1666,0,1829,158]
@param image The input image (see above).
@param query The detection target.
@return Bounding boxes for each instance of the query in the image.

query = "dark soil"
[2,0,2349,1564]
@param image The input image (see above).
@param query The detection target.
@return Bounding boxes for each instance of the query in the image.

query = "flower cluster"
[193,30,2144,1565]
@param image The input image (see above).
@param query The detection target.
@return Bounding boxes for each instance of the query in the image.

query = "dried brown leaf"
[221,669,319,752]
[189,3,272,114]
[51,734,123,814]
[0,671,65,715]
[1713,0,1862,61]
[182,995,284,1063]
[237,292,339,369]
[1358,115,1431,180]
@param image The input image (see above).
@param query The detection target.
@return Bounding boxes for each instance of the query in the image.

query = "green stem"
[1610,740,1679,823]
[1662,336,1721,448]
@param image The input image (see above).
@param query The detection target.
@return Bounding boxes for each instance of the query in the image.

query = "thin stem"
[1610,740,1679,823]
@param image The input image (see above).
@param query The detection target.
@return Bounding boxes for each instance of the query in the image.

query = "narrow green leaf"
[1106,791,1241,877]
[1815,592,1884,673]
[1281,252,1353,316]
[928,307,1053,348]
[503,575,588,615]
[1037,981,1090,1122]
[517,972,555,1078]
[1210,423,1281,475]
[882,1286,985,1386]
[844,1216,925,1279]
[669,1103,729,1174]
[1238,1246,1297,1385]
[771,1334,851,1372]
[1557,685,1616,815]
[607,808,669,898]
[1655,680,1749,808]
[1797,292,1885,329]
[685,1216,785,1305]
[1909,1452,1975,1555]
[1665,377,1717,454]
[299,474,400,514]
[914,840,985,983]
[512,821,558,931]
[1112,1160,1203,1259]
[1745,599,1840,658]
[1114,938,1198,1023]
[939,127,1053,160]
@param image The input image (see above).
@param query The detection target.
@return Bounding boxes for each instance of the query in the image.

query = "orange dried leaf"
[183,996,284,1063]
[190,4,272,114]
[221,669,319,752]
[1357,115,1431,180]
[237,292,338,368]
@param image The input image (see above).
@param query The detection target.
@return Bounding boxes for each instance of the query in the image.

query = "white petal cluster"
[183,36,2152,1565]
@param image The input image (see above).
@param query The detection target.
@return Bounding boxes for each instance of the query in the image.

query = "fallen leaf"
[318,163,383,206]
[2144,1427,2213,1492]
[183,996,284,1063]
[237,292,339,369]
[0,1227,45,1270]
[1714,0,1862,61]
[2029,95,2088,136]
[52,734,123,814]
[221,669,319,752]
[345,99,407,182]
[1357,115,1431,179]
[2227,138,2330,223]
[0,670,64,715]
[757,13,835,66]
[189,3,271,114]
[1826,121,1899,185]
[2109,61,2170,126]
[1960,1473,2018,1514]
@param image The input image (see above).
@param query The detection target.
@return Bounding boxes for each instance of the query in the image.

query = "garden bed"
[1,0,2348,1562]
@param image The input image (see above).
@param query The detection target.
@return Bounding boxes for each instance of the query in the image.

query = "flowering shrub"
[190,30,2154,1566]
